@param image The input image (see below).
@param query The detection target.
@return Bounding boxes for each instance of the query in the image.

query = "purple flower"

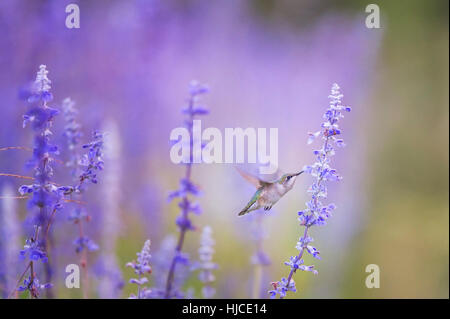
[19,227,48,264]
[62,97,83,176]
[62,98,82,149]
[175,214,195,231]
[269,83,350,298]
[127,239,152,276]
[23,106,59,130]
[68,208,88,223]
[126,240,152,299]
[168,178,202,201]
[13,65,106,298]
[78,131,105,188]
[182,105,209,116]
[26,65,53,104]
[17,67,65,297]
[73,236,99,253]
[20,65,65,214]
[305,245,321,259]
[191,226,217,298]
[61,99,102,273]
[178,201,202,215]
[164,81,209,299]
[174,251,190,265]
[269,277,296,299]
[17,275,53,297]
[188,81,210,98]
[182,81,210,117]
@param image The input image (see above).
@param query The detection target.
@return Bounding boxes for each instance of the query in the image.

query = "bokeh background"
[0,0,448,298]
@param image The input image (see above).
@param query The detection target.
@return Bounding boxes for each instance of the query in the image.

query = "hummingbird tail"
[238,189,261,217]
[238,205,258,216]
[238,209,249,216]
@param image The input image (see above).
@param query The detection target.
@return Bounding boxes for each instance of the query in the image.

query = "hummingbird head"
[278,171,303,189]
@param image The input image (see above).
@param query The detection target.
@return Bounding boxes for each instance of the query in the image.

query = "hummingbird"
[236,168,303,216]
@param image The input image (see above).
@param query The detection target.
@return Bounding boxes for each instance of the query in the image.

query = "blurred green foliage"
[341,0,448,298]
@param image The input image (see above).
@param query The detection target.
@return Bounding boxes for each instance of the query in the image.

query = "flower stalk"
[164,81,209,299]
[269,83,351,298]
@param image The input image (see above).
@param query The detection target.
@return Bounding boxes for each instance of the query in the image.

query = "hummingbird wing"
[235,167,271,188]
[238,188,262,216]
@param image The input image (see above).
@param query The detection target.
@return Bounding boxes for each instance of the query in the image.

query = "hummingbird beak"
[294,171,303,176]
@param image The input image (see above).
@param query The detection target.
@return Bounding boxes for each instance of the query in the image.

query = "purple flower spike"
[164,81,210,299]
[126,240,153,299]
[270,83,350,298]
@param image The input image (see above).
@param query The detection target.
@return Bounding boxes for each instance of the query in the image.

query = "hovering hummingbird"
[236,168,303,216]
